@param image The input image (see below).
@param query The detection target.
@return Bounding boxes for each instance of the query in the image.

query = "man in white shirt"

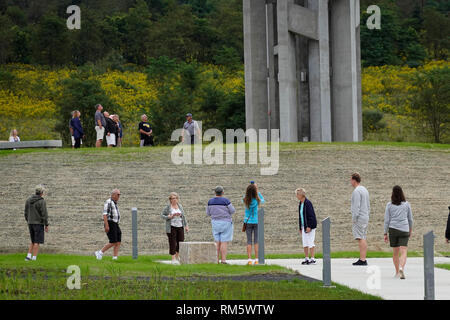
[350,172,370,266]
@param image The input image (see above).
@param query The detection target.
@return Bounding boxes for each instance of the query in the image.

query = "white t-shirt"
[170,207,183,227]
[9,136,20,142]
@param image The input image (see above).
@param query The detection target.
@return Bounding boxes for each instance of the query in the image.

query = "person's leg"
[32,243,39,257]
[113,242,121,257]
[303,247,309,259]
[247,244,252,260]
[399,246,408,270]
[358,239,368,261]
[175,227,184,261]
[220,242,228,262]
[254,243,259,260]
[216,241,221,263]
[392,247,400,274]
[309,247,315,260]
[27,243,33,255]
[101,243,115,253]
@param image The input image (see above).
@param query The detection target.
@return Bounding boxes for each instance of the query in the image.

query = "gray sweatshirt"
[351,185,370,223]
[384,201,413,234]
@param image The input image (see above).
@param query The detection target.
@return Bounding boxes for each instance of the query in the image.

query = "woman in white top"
[160,192,189,264]
[9,129,20,142]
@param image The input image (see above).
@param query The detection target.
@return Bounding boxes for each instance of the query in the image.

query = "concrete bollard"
[258,207,265,265]
[322,217,333,288]
[423,231,435,300]
[132,208,138,260]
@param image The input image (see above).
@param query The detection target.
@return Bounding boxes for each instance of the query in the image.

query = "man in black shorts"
[95,189,122,260]
[24,185,49,261]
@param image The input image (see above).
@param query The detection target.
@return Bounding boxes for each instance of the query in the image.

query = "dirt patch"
[0,145,449,256]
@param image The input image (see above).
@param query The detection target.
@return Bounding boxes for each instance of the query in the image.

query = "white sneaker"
[399,269,405,279]
[95,250,103,260]
[112,256,118,261]
[172,259,180,265]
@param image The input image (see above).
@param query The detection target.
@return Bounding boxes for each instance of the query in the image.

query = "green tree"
[32,14,71,66]
[409,66,450,143]
[422,7,450,60]
[0,14,15,63]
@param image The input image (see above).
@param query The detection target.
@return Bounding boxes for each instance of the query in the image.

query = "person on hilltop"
[24,185,49,261]
[350,172,370,266]
[9,129,20,142]
[70,110,84,149]
[139,114,154,147]
[181,113,201,145]
[104,111,118,148]
[94,104,106,148]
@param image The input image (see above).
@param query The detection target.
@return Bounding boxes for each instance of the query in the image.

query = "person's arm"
[258,192,265,205]
[179,204,189,232]
[24,200,28,222]
[383,203,390,242]
[97,118,103,129]
[75,118,83,136]
[446,212,450,242]
[42,200,49,232]
[206,204,211,217]
[351,190,361,223]
[161,205,173,220]
[407,202,413,237]
[103,215,109,233]
[227,202,236,215]
[103,200,110,232]
[306,201,316,232]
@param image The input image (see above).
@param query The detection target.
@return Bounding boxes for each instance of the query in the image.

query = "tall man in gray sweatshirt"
[350,173,370,266]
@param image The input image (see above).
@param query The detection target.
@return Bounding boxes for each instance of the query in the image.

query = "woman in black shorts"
[383,185,414,279]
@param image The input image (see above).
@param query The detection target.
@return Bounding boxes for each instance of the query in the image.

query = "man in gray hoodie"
[24,185,49,261]
[350,173,370,266]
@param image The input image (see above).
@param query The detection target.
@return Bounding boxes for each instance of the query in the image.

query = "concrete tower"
[243,0,362,142]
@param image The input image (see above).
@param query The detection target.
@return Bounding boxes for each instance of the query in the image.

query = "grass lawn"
[0,253,381,300]
[436,264,450,271]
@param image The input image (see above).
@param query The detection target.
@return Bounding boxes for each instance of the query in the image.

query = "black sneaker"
[309,259,317,265]
[24,257,31,261]
[352,259,368,266]
[301,259,310,265]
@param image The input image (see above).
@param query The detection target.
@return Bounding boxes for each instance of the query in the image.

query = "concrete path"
[228,257,450,300]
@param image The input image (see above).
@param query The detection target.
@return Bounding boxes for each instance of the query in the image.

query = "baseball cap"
[214,186,224,194]
[186,113,192,117]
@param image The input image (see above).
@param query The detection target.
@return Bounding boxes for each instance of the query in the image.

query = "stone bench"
[0,140,63,150]
[179,242,217,264]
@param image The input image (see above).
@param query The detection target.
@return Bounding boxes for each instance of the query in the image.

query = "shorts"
[29,224,45,244]
[212,220,233,242]
[71,136,82,146]
[389,228,410,247]
[352,220,368,240]
[107,221,122,243]
[246,223,258,245]
[95,126,105,141]
[301,228,316,248]
[106,133,116,146]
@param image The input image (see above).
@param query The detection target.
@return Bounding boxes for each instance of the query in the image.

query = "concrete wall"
[243,0,268,132]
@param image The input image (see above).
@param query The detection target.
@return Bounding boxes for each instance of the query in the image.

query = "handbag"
[242,208,256,232]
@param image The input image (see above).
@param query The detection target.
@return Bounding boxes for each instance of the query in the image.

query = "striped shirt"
[206,197,236,222]
[103,198,120,223]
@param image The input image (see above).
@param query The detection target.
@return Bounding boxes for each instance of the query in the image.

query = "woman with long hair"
[384,185,414,279]
[243,182,264,265]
